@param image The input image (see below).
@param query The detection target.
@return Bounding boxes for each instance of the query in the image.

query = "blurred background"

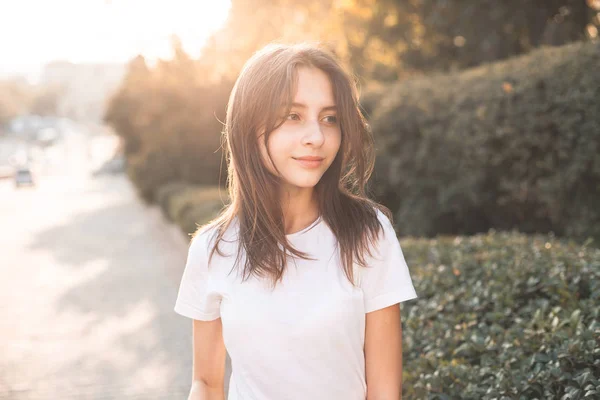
[1,0,599,399]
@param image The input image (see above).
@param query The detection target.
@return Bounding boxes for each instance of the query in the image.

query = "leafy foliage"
[371,40,600,241]
[157,184,229,235]
[400,230,600,399]
[327,0,599,81]
[104,46,230,202]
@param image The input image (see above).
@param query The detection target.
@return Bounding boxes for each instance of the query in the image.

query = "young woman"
[174,43,418,400]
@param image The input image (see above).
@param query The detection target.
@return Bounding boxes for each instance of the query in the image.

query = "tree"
[332,0,599,80]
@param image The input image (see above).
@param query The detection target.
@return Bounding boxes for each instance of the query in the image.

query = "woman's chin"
[281,177,322,190]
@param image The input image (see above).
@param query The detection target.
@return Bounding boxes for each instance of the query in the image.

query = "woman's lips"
[293,157,324,168]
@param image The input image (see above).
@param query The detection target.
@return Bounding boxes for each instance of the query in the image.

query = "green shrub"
[160,184,229,235]
[155,181,190,217]
[178,200,228,236]
[400,230,600,399]
[371,40,600,242]
[127,150,180,203]
[104,53,230,202]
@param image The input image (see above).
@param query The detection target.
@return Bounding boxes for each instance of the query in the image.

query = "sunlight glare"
[0,0,231,73]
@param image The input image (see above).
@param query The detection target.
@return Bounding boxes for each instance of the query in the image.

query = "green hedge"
[156,184,228,235]
[155,181,190,214]
[127,150,180,203]
[400,230,600,399]
[371,40,600,242]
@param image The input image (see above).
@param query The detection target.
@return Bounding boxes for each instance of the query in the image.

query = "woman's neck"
[280,187,320,235]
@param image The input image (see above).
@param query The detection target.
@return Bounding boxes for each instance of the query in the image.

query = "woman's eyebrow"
[291,102,337,111]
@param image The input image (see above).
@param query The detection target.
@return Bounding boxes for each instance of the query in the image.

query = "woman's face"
[259,66,342,194]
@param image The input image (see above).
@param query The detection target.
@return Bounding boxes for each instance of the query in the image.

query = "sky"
[0,0,231,81]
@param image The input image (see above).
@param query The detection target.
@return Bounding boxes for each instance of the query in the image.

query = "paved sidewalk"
[0,174,221,399]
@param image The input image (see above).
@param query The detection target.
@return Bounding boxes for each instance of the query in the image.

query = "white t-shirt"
[174,209,418,400]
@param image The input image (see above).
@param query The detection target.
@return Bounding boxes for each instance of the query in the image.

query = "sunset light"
[0,0,231,77]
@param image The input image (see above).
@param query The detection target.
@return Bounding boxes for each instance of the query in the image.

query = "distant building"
[40,61,126,123]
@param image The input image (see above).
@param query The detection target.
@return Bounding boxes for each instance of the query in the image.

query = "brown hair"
[197,42,391,287]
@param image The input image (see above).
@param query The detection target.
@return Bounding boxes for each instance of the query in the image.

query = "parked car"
[14,167,35,187]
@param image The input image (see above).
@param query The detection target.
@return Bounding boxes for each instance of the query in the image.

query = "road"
[0,128,212,399]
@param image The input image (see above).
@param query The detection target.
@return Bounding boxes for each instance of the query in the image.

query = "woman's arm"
[364,304,404,400]
[187,318,227,400]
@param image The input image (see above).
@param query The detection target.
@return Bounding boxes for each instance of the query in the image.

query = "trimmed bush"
[104,52,230,204]
[178,200,228,236]
[400,230,600,399]
[127,150,180,203]
[371,40,600,242]
[155,181,190,217]
[160,185,229,235]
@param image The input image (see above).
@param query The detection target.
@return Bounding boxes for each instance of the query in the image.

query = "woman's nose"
[301,120,325,146]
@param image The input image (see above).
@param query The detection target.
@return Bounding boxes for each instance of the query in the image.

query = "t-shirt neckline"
[285,215,322,238]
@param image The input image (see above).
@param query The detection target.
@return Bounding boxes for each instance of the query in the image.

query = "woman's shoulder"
[193,216,240,241]
[189,218,241,261]
[371,205,394,230]
[369,205,397,248]
[373,206,389,221]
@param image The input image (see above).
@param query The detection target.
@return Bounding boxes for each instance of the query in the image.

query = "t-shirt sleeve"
[358,210,418,313]
[174,231,222,321]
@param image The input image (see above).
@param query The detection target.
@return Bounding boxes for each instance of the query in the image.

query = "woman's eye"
[286,113,300,121]
[323,115,337,124]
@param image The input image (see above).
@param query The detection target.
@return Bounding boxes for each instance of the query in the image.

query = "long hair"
[198,42,392,287]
